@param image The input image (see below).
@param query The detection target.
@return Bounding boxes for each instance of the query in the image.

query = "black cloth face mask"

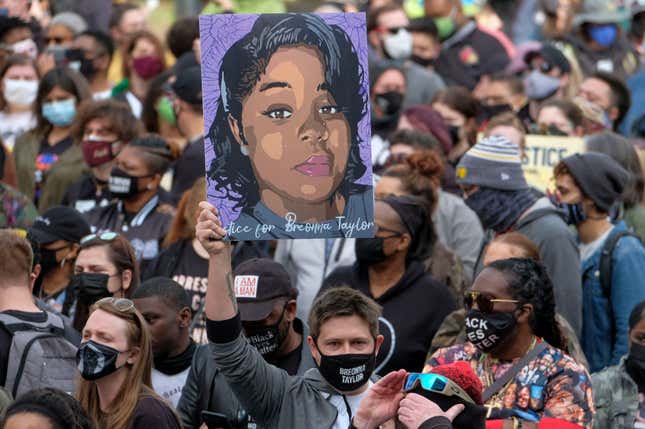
[76,340,127,380]
[39,245,69,275]
[243,305,289,358]
[315,342,376,392]
[71,272,112,302]
[109,167,154,199]
[355,237,388,265]
[626,342,645,387]
[465,309,517,353]
[375,91,404,116]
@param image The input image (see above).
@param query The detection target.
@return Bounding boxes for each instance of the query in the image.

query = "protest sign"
[522,135,586,192]
[199,13,374,240]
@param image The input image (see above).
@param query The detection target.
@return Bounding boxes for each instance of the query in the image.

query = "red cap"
[430,361,483,405]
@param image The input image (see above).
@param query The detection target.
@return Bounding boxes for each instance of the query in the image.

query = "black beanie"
[561,152,630,212]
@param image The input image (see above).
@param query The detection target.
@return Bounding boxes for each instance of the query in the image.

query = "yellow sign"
[522,135,585,192]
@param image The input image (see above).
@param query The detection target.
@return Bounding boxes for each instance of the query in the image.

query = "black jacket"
[177,319,315,429]
[170,136,204,205]
[320,260,456,374]
[434,21,510,90]
[84,194,175,271]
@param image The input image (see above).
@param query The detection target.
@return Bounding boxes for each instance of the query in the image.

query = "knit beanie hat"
[560,152,630,212]
[456,135,529,191]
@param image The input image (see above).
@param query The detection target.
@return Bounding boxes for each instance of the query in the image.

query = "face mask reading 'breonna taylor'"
[315,343,377,392]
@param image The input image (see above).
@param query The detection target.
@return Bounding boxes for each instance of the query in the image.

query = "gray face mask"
[383,28,412,60]
[524,70,561,101]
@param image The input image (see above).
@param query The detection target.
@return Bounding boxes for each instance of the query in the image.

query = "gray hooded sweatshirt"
[474,198,582,336]
[209,320,372,429]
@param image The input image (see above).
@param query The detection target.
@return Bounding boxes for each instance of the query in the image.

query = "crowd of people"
[1,0,645,428]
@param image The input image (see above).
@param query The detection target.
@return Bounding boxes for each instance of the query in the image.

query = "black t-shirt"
[0,310,48,386]
[172,243,209,343]
[127,395,181,429]
[271,319,304,376]
[34,136,73,202]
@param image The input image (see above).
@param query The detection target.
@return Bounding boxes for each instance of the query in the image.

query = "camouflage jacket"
[0,183,38,230]
[592,358,639,429]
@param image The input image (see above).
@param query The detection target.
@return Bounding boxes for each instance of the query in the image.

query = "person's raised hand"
[397,393,464,429]
[196,201,228,255]
[352,369,408,429]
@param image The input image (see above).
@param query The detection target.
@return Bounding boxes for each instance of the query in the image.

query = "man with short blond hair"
[0,231,79,394]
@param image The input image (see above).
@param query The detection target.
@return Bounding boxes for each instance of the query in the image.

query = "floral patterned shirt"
[425,341,594,428]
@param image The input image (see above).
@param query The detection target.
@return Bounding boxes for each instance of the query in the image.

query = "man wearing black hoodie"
[320,195,456,374]
[455,135,582,337]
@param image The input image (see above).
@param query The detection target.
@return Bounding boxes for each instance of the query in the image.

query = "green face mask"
[156,97,176,126]
[434,16,456,40]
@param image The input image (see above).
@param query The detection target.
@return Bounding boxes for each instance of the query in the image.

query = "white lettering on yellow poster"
[522,135,585,191]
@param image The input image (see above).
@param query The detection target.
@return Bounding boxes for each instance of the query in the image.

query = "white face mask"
[3,79,38,107]
[383,28,412,60]
[10,38,38,59]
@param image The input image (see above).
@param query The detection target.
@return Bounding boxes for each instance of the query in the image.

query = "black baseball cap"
[171,65,202,106]
[29,206,91,244]
[524,45,571,74]
[233,258,298,322]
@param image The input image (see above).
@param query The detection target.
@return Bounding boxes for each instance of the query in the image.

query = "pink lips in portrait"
[295,154,332,177]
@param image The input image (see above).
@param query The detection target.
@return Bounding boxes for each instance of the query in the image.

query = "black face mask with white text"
[315,343,376,392]
[465,309,517,353]
[243,307,289,359]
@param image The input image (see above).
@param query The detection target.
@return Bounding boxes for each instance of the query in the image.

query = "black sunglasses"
[464,291,519,313]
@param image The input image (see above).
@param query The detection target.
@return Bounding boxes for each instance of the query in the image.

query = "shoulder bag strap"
[482,341,549,403]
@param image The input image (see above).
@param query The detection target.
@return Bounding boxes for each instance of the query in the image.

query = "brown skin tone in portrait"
[228,45,351,224]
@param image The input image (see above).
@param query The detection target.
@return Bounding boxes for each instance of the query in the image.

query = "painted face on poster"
[200,12,374,240]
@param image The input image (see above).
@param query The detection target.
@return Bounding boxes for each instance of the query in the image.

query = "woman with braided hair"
[84,134,178,270]
[426,258,594,428]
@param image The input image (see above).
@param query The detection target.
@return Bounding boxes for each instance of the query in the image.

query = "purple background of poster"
[199,13,372,226]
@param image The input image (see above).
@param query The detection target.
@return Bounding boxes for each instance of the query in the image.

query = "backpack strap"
[0,310,65,336]
[599,231,640,299]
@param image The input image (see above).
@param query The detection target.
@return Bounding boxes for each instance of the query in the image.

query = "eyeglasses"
[81,231,118,245]
[464,291,519,313]
[95,297,135,312]
[404,373,475,404]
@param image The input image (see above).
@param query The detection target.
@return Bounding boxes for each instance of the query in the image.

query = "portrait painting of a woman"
[202,13,374,240]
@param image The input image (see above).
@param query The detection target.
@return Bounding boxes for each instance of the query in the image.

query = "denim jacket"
[581,221,645,373]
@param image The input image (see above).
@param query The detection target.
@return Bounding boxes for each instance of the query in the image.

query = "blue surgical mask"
[42,98,76,126]
[588,24,618,48]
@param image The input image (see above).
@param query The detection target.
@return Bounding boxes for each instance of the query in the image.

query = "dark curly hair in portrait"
[487,258,566,350]
[207,13,368,212]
